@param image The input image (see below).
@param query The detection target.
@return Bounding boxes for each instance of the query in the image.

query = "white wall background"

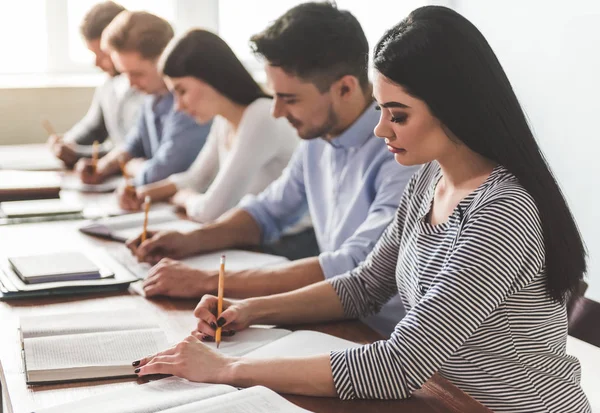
[454,0,600,300]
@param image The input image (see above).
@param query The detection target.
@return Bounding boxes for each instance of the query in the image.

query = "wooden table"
[0,157,491,412]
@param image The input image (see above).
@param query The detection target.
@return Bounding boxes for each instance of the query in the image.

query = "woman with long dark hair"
[132,7,590,412]
[118,29,298,223]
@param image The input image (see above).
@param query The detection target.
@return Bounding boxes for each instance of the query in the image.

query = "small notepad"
[0,199,83,218]
[8,252,103,284]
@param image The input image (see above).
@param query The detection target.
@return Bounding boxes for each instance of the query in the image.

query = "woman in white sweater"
[117,30,299,223]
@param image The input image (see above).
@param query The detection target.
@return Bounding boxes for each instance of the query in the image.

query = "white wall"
[454,0,600,300]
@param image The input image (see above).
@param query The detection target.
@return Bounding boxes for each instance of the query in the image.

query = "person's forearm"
[138,180,177,202]
[226,257,325,298]
[247,280,346,326]
[125,158,146,177]
[185,209,262,256]
[225,355,336,397]
[97,148,130,179]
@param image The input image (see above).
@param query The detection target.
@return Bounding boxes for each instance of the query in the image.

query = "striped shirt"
[329,162,590,412]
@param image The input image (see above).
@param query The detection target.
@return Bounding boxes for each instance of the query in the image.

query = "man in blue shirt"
[127,3,418,336]
[75,10,210,187]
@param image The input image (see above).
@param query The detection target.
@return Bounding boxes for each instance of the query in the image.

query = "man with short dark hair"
[127,2,418,337]
[47,1,143,167]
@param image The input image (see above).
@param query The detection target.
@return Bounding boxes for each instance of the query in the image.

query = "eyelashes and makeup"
[375,105,408,124]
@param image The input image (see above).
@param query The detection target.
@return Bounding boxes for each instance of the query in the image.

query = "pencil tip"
[216,342,220,349]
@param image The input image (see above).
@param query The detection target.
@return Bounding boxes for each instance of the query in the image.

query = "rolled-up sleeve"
[132,111,211,186]
[123,108,148,160]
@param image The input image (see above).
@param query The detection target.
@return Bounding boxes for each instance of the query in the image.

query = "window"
[0,1,47,74]
[0,0,446,79]
[67,0,177,66]
[0,0,186,77]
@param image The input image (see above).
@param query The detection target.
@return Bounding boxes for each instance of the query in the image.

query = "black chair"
[567,280,600,348]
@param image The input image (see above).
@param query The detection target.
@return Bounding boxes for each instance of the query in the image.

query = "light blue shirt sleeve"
[123,108,148,159]
[239,143,309,243]
[318,160,419,279]
[133,111,211,186]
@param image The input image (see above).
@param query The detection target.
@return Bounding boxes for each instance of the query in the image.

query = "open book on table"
[79,209,201,242]
[20,309,169,384]
[21,309,360,388]
[33,378,314,413]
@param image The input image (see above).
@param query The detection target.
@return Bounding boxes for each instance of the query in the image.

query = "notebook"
[0,199,83,219]
[0,170,61,202]
[80,209,202,242]
[8,251,106,284]
[20,310,168,384]
[0,145,64,171]
[61,175,121,193]
[21,309,360,387]
[34,379,313,413]
[0,249,136,300]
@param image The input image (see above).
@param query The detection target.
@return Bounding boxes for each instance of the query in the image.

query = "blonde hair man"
[76,11,211,187]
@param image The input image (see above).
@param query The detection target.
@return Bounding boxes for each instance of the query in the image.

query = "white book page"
[0,170,61,189]
[160,386,313,413]
[24,328,168,371]
[245,330,361,359]
[113,219,202,243]
[204,327,291,357]
[0,146,64,171]
[34,377,237,413]
[20,309,159,339]
[182,250,289,272]
[102,210,182,231]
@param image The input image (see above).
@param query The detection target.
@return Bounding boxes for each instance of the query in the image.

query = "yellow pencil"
[91,140,99,172]
[141,196,151,243]
[41,119,57,136]
[215,255,226,348]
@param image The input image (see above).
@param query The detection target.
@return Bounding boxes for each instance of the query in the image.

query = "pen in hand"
[141,196,151,243]
[215,255,226,348]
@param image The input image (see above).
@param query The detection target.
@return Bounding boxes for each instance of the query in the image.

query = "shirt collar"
[328,101,378,149]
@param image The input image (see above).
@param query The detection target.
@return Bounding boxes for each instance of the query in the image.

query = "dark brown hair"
[161,29,269,106]
[250,2,369,93]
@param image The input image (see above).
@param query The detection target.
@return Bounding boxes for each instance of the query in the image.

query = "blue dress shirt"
[240,103,419,336]
[123,92,212,186]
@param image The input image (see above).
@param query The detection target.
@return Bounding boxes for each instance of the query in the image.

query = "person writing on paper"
[133,6,591,412]
[75,11,211,187]
[47,1,144,168]
[117,30,299,224]
[127,3,418,337]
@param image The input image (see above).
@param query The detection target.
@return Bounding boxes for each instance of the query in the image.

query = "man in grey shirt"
[47,1,144,168]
